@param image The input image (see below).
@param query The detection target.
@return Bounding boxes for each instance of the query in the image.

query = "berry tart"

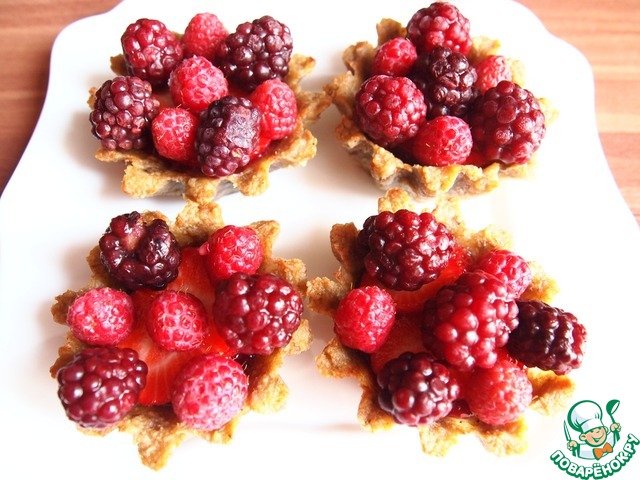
[325,2,554,198]
[89,13,331,203]
[50,201,312,470]
[307,188,585,455]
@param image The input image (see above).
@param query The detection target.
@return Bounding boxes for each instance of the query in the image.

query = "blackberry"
[213,272,303,355]
[355,209,455,291]
[377,351,460,426]
[421,270,519,371]
[89,76,159,151]
[99,211,182,291]
[121,18,183,87]
[409,46,479,119]
[467,80,546,165]
[195,95,262,178]
[507,300,586,375]
[56,346,147,429]
[215,15,293,92]
[406,2,472,55]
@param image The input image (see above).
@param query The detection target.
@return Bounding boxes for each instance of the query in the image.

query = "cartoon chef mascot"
[567,400,621,460]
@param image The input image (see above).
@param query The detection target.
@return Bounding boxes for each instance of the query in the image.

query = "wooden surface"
[1,0,638,225]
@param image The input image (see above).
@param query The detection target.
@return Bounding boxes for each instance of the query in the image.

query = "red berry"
[67,287,134,346]
[249,79,298,140]
[474,249,532,301]
[169,56,229,114]
[411,115,472,166]
[198,225,264,282]
[406,2,472,55]
[151,107,198,164]
[334,286,396,353]
[371,37,418,77]
[172,354,248,431]
[182,13,229,61]
[474,54,512,94]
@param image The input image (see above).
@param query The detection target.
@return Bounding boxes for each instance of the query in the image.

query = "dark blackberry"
[215,15,293,92]
[213,272,303,355]
[195,95,262,178]
[89,76,160,151]
[56,346,147,429]
[99,211,182,291]
[377,351,460,426]
[467,80,546,165]
[507,300,586,375]
[406,2,472,55]
[409,46,479,119]
[121,18,183,87]
[355,209,455,291]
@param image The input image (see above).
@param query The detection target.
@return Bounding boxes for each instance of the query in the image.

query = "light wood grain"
[1,0,638,224]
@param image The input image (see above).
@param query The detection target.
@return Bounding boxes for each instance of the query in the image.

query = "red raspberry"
[353,75,426,148]
[171,354,248,431]
[249,79,298,140]
[169,56,229,114]
[474,54,512,94]
[421,270,519,371]
[151,107,198,164]
[406,2,472,55]
[376,351,460,426]
[198,225,264,282]
[67,287,134,346]
[411,115,472,166]
[474,249,532,301]
[371,37,418,77]
[334,286,396,353]
[121,18,183,87]
[465,359,533,426]
[145,290,207,351]
[213,272,303,355]
[57,346,147,429]
[182,13,229,61]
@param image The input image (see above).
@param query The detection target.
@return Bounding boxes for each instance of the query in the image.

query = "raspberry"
[334,286,396,353]
[371,37,418,77]
[198,225,264,282]
[507,300,586,375]
[89,76,159,151]
[411,115,472,166]
[406,2,472,55]
[354,75,426,148]
[465,359,532,426]
[468,80,546,165]
[249,79,298,140]
[215,15,293,92]
[195,95,262,178]
[151,107,198,164]
[56,346,147,429]
[169,56,229,114]
[356,209,455,291]
[474,249,532,301]
[67,287,134,346]
[474,54,512,94]
[171,354,248,431]
[376,351,460,426]
[145,290,207,351]
[421,270,519,371]
[409,46,479,119]
[182,13,229,61]
[213,272,303,355]
[99,211,182,291]
[121,18,183,87]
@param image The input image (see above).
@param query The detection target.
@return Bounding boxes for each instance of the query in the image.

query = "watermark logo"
[550,399,639,478]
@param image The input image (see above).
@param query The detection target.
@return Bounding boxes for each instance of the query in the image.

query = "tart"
[324,3,555,199]
[50,201,312,470]
[307,188,583,455]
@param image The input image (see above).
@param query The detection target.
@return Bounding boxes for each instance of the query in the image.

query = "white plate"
[2,1,639,478]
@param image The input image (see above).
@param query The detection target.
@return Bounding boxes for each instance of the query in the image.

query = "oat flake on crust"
[50,201,312,470]
[92,53,331,204]
[324,18,556,199]
[308,188,575,456]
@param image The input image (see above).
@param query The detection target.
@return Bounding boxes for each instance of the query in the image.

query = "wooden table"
[1,0,638,225]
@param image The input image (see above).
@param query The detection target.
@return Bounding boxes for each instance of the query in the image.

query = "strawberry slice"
[369,313,427,374]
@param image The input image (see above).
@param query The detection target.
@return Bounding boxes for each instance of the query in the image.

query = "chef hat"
[568,400,605,434]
